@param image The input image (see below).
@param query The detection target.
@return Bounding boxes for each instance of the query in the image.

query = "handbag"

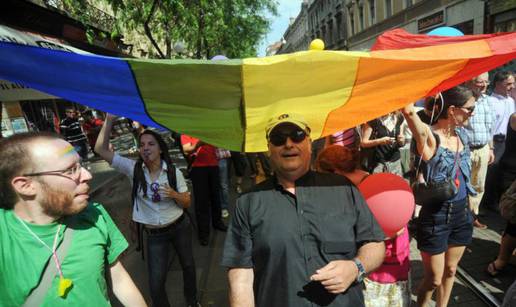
[411,135,460,207]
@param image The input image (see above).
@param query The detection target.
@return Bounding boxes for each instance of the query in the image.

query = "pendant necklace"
[15,215,73,297]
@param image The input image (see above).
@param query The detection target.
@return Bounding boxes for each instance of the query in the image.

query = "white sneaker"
[221,209,229,218]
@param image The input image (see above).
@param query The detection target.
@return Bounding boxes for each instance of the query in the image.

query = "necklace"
[15,215,73,297]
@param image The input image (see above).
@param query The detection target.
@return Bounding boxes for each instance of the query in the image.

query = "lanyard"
[15,215,73,297]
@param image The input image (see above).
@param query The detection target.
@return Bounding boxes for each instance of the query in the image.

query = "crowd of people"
[0,69,514,307]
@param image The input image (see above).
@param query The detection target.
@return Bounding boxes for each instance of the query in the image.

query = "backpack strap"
[165,162,178,191]
[23,226,74,307]
[131,162,145,259]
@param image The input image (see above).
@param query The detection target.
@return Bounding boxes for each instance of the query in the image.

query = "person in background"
[222,113,385,307]
[216,148,231,218]
[486,112,516,277]
[463,73,495,229]
[0,132,146,307]
[360,112,406,176]
[96,115,200,307]
[182,135,227,246]
[82,110,104,154]
[481,71,515,210]
[316,144,411,307]
[326,128,357,148]
[402,86,477,307]
[315,145,368,185]
[229,151,247,193]
[60,107,89,160]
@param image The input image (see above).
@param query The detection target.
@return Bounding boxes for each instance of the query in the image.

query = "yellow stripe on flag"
[242,50,367,152]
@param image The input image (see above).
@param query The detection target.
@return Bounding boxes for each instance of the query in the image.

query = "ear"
[11,176,37,198]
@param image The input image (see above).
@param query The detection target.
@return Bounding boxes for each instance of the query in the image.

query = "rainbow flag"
[0,29,514,152]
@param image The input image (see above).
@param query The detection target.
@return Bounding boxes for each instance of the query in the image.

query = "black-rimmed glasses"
[23,162,84,181]
[460,105,475,114]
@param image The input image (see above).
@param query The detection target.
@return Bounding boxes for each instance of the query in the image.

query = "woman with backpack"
[95,114,199,307]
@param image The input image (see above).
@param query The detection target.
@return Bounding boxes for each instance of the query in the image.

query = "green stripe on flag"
[128,59,244,150]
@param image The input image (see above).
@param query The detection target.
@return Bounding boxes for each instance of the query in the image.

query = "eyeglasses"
[23,162,85,182]
[150,183,161,202]
[460,105,475,114]
[268,128,307,146]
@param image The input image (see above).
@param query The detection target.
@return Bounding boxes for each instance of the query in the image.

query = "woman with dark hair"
[95,114,199,307]
[402,86,477,306]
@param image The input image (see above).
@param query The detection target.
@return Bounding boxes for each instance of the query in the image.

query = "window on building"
[328,20,333,45]
[336,11,343,40]
[348,7,355,36]
[359,5,365,31]
[385,0,392,18]
[404,0,412,9]
[369,0,376,24]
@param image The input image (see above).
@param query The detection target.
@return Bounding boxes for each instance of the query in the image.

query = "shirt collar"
[491,92,510,99]
[272,169,314,191]
[142,160,168,172]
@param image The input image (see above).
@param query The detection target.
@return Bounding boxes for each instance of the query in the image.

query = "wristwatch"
[352,258,366,283]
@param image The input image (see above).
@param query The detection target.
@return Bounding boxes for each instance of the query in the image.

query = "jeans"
[218,158,229,210]
[146,216,197,306]
[190,166,223,240]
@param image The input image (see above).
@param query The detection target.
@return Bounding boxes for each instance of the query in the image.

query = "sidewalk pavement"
[88,150,515,306]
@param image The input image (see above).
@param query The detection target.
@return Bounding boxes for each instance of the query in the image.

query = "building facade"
[280,0,312,53]
[307,0,348,50]
[345,0,487,51]
[278,0,515,53]
[1,0,129,138]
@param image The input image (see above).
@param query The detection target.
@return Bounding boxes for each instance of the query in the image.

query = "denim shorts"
[417,198,474,255]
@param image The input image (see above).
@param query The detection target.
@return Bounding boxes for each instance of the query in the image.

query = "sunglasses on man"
[268,127,308,147]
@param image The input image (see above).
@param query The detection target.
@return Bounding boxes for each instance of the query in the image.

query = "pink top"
[367,226,410,283]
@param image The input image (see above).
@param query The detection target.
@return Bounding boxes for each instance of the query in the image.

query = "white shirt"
[111,153,188,226]
[488,93,516,137]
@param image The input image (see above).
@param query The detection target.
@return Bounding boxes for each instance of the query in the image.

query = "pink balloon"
[358,173,415,237]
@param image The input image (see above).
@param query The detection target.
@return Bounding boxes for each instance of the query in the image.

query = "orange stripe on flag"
[322,57,468,136]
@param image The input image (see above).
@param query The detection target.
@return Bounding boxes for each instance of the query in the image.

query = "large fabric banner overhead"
[0,25,90,101]
[0,27,515,152]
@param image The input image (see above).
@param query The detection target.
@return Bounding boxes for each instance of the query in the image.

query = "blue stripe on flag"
[0,42,164,129]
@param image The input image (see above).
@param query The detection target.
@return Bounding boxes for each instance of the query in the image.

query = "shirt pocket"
[321,240,356,261]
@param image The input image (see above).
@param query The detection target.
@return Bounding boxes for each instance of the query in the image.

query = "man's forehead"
[31,139,77,161]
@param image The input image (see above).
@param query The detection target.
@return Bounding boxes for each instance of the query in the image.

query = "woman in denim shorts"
[402,86,477,307]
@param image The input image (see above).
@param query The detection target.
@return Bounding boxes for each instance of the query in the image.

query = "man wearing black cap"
[221,113,386,307]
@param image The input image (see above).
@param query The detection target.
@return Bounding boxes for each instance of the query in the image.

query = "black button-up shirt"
[221,171,385,307]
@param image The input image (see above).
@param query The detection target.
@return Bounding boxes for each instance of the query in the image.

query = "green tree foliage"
[68,0,277,59]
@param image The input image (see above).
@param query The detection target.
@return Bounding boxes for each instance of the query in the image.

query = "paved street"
[87,142,515,307]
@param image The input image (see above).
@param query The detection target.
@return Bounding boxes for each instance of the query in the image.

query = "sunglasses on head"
[268,128,307,146]
[150,183,161,202]
[460,105,475,114]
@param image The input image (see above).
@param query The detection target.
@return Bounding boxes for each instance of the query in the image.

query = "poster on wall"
[1,119,13,137]
[11,117,28,133]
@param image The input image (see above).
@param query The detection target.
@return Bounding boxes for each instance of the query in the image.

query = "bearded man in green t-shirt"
[0,132,147,307]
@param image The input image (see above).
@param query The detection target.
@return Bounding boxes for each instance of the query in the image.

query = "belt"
[145,214,185,235]
[494,134,506,142]
[470,144,486,150]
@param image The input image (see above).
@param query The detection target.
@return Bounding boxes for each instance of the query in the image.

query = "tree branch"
[144,0,165,58]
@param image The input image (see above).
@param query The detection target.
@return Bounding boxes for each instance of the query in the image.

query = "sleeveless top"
[413,127,476,199]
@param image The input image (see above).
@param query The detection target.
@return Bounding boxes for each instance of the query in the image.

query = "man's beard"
[39,182,87,218]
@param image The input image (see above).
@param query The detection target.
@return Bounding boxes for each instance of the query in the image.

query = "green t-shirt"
[0,203,128,307]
